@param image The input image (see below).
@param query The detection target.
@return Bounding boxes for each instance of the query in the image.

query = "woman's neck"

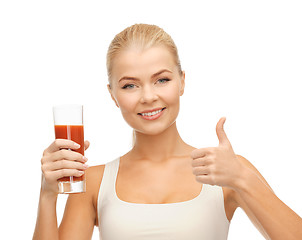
[130,122,191,163]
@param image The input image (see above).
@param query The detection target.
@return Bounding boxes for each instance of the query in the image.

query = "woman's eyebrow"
[118,69,172,83]
[151,69,172,78]
[118,76,139,82]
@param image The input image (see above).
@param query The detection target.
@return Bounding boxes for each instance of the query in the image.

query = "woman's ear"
[107,84,120,108]
[180,71,185,96]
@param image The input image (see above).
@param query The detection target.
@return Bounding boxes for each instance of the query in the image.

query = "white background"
[1,0,301,239]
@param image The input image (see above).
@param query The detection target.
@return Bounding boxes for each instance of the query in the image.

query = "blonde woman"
[33,24,302,240]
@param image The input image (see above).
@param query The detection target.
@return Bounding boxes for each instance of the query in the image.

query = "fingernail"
[83,164,89,169]
[78,171,84,175]
[74,143,81,148]
[83,156,88,162]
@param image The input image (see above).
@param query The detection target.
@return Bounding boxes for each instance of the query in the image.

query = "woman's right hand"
[40,139,89,195]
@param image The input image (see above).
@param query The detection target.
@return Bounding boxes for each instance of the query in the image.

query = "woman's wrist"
[40,187,59,202]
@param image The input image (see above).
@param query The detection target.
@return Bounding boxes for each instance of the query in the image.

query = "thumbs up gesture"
[191,117,244,189]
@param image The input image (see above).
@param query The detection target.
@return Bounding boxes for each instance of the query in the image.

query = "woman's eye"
[122,84,135,89]
[122,79,170,89]
[157,78,171,84]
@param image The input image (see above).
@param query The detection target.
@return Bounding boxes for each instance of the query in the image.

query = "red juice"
[54,125,84,182]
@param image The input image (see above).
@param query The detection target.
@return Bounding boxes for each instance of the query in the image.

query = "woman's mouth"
[138,107,166,120]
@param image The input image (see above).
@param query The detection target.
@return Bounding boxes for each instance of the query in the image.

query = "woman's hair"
[106,23,182,147]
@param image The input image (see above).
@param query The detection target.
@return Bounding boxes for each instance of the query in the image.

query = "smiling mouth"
[137,107,166,116]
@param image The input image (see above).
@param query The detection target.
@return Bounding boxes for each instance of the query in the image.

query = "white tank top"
[97,157,230,240]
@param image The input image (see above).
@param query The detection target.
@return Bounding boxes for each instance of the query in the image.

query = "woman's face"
[108,45,185,136]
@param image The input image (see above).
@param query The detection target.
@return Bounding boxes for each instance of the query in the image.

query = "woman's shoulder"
[222,154,257,202]
[86,157,120,191]
[86,164,105,179]
[221,155,252,221]
[85,164,106,199]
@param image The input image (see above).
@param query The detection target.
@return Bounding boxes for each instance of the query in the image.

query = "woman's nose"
[139,86,159,104]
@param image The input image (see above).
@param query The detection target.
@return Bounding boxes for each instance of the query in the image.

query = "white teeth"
[141,109,163,116]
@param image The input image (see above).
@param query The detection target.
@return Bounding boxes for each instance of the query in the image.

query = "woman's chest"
[115,164,236,221]
[115,165,203,204]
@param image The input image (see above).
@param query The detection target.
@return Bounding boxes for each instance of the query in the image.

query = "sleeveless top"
[97,157,230,240]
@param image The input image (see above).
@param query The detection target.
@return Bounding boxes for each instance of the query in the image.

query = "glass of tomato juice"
[53,104,86,194]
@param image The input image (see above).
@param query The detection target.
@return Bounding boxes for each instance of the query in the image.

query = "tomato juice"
[54,125,84,182]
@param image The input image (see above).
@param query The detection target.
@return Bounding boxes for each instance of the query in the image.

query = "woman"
[33,24,302,240]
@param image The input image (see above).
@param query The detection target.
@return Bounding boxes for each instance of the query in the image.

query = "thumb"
[84,140,90,151]
[216,117,230,146]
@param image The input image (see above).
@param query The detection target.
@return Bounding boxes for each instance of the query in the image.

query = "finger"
[192,166,210,176]
[216,117,230,146]
[42,149,87,164]
[48,169,85,181]
[46,139,81,153]
[50,149,87,163]
[46,160,88,172]
[191,157,211,168]
[84,140,90,151]
[195,175,215,185]
[190,148,208,159]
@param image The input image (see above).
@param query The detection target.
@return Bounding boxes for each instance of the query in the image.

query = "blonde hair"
[106,23,183,147]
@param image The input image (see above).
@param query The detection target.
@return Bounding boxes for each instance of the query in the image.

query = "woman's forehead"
[116,47,175,71]
[111,46,177,79]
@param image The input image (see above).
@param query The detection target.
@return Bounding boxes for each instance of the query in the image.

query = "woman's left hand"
[191,117,245,190]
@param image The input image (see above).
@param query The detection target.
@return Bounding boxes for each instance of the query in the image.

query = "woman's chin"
[133,121,177,136]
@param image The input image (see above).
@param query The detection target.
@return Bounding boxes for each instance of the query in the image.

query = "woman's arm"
[191,117,302,240]
[33,140,97,240]
[233,155,302,240]
[33,165,103,240]
[58,165,104,239]
[33,190,60,240]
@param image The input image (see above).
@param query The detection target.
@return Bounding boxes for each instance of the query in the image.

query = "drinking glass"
[53,104,86,193]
